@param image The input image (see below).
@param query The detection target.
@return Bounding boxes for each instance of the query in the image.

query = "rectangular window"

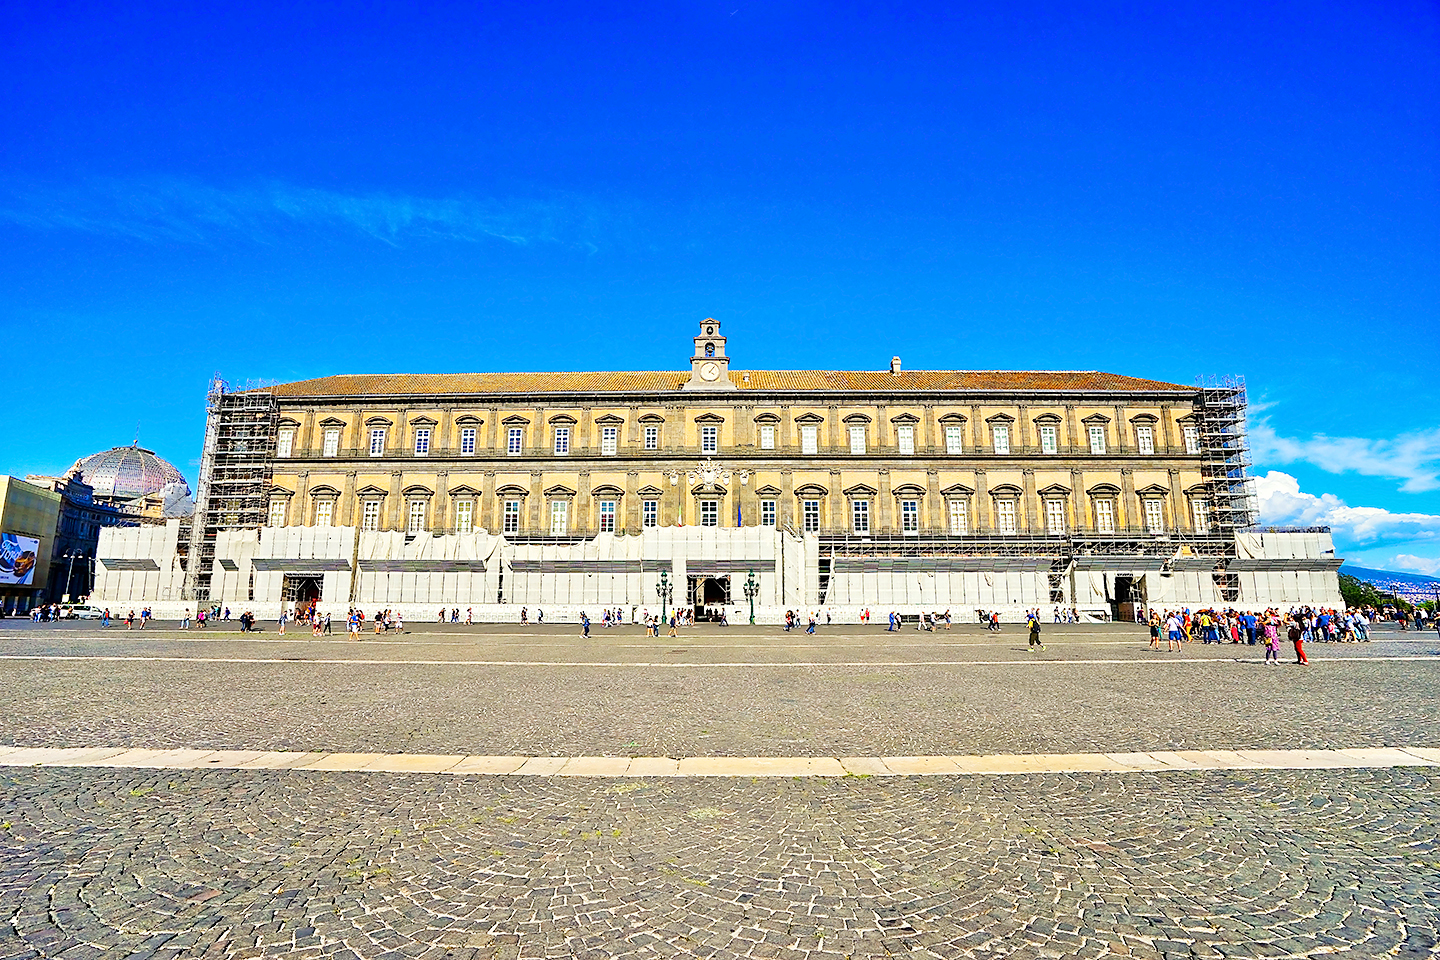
[849,425,866,455]
[413,428,431,456]
[550,500,568,535]
[323,428,340,458]
[268,499,287,527]
[1089,425,1106,455]
[553,427,570,455]
[601,426,618,456]
[700,425,718,454]
[644,425,659,450]
[598,500,616,533]
[852,499,870,534]
[314,500,334,527]
[948,499,968,535]
[1144,499,1165,534]
[503,499,521,534]
[900,499,919,533]
[996,500,1018,534]
[1095,498,1116,533]
[992,424,1010,455]
[759,424,775,450]
[361,500,380,531]
[760,499,776,526]
[945,425,964,454]
[1192,498,1210,533]
[507,427,524,455]
[802,499,821,532]
[369,428,386,457]
[460,428,476,456]
[1044,499,1065,534]
[1136,425,1155,455]
[800,425,818,455]
[1039,424,1058,454]
[407,499,427,534]
[277,428,294,459]
[897,424,915,455]
[699,500,719,527]
[1183,424,1200,455]
[642,499,658,528]
[454,499,474,534]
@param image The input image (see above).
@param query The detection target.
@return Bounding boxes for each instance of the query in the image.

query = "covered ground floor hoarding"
[94,522,1344,623]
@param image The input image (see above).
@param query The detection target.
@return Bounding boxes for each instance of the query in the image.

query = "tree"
[1338,573,1412,614]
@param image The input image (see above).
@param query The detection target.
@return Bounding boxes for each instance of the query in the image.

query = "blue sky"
[2,1,1437,572]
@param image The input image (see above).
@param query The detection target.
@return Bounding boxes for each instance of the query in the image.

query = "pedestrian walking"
[1027,612,1045,651]
[581,612,590,638]
[1288,621,1308,665]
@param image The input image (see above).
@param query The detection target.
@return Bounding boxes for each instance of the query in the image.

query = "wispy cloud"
[0,178,618,251]
[1250,421,1440,494]
[1389,554,1440,577]
[1254,470,1440,543]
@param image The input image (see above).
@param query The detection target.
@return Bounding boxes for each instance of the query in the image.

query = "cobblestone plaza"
[1,622,1436,958]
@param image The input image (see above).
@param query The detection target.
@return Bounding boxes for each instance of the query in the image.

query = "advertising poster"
[0,533,40,586]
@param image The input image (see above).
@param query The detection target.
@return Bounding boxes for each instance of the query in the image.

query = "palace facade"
[95,320,1342,620]
[264,320,1217,541]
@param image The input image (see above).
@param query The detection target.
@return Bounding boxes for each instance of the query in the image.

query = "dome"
[66,444,190,503]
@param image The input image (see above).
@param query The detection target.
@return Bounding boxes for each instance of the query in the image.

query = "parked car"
[60,604,105,620]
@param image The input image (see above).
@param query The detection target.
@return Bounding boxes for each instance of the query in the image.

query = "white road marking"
[0,744,1434,777]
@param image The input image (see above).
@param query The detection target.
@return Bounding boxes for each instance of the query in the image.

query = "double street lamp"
[656,569,673,621]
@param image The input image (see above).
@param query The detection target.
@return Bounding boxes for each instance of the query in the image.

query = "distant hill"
[1341,564,1439,603]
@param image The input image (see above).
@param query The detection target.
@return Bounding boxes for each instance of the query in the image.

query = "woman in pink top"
[1263,617,1281,666]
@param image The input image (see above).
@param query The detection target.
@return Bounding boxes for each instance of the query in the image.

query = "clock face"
[700,362,720,381]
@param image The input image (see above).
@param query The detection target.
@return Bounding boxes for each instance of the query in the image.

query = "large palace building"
[95,320,1341,620]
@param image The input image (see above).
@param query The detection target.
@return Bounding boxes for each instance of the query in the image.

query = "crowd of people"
[1137,605,1392,664]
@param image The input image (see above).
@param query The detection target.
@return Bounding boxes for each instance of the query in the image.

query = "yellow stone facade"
[262,322,1215,542]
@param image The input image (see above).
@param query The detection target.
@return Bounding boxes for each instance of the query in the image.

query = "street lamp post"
[743,569,759,625]
[656,569,672,621]
[63,552,78,603]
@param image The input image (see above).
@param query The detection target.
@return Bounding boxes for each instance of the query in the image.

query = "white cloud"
[0,178,616,252]
[1389,554,1440,577]
[1250,421,1440,493]
[1254,470,1440,543]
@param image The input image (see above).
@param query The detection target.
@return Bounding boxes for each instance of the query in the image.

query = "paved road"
[1,622,1436,958]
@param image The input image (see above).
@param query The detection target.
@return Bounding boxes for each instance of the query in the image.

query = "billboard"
[0,533,40,586]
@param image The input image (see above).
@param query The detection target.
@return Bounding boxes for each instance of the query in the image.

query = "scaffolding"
[182,377,279,601]
[1193,375,1258,534]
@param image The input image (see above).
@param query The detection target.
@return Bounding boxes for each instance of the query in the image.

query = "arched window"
[705,342,715,357]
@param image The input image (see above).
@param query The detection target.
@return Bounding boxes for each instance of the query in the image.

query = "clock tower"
[682,317,737,391]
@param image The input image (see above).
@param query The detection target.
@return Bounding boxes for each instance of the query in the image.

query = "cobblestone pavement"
[0,624,1435,758]
[1,622,1437,958]
[1,766,1436,959]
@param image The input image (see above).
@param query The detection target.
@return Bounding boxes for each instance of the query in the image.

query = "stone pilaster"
[974,468,989,532]
[1022,468,1038,533]
[877,468,892,533]
[1120,468,1135,531]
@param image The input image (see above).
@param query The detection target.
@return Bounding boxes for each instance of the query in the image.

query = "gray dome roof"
[67,444,190,502]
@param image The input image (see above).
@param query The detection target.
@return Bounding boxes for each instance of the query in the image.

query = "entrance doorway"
[281,574,323,617]
[1112,574,1146,622]
[687,574,731,621]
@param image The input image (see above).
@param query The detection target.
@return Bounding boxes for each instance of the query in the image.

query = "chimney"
[890,356,902,376]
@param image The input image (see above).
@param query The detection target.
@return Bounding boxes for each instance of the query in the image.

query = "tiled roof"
[266,370,1193,398]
